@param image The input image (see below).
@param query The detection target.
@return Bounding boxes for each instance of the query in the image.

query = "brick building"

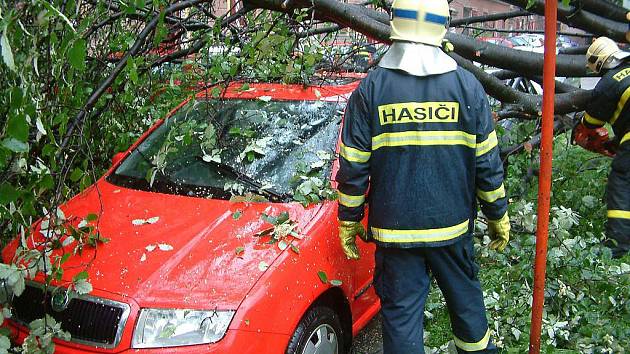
[450,0,546,36]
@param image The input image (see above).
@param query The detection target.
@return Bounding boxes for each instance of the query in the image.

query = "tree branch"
[501,0,628,42]
[59,0,212,154]
[296,24,343,38]
[446,33,588,77]
[450,52,592,114]
[500,115,574,158]
[577,0,629,23]
[149,6,252,68]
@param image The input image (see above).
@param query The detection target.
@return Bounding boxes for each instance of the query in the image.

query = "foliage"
[290,150,337,206]
[0,0,627,352]
[0,1,332,351]
[423,133,629,353]
[257,211,301,253]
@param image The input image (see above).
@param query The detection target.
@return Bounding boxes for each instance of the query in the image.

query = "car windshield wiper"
[198,157,291,202]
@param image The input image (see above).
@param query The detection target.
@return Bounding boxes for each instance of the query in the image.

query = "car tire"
[286,306,345,354]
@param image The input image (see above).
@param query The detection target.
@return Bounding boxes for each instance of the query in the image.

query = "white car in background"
[509,34,544,53]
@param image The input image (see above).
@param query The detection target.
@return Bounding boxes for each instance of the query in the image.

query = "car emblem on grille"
[51,287,70,312]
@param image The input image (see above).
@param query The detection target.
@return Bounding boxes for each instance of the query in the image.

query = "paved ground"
[350,313,383,354]
[351,314,457,354]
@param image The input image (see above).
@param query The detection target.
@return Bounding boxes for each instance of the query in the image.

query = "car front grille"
[11,282,130,348]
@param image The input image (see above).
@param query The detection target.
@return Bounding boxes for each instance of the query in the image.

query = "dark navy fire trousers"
[373,236,498,354]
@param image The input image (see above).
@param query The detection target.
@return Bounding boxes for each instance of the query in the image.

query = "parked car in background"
[1,80,379,353]
[557,35,579,48]
[479,37,514,48]
[509,34,544,53]
[507,36,528,47]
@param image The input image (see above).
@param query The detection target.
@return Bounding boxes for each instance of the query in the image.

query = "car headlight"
[132,308,235,348]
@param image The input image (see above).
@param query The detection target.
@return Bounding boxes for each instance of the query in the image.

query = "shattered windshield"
[107,98,344,201]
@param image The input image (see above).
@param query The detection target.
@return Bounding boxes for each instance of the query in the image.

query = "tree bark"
[501,0,628,42]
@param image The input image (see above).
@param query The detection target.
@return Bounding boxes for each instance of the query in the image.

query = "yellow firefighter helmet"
[389,0,450,46]
[586,37,630,74]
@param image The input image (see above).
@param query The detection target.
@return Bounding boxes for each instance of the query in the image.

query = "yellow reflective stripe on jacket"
[610,86,630,125]
[371,219,469,243]
[476,130,498,157]
[477,184,506,203]
[583,112,606,127]
[339,142,371,163]
[608,210,630,219]
[621,131,630,145]
[372,131,476,151]
[454,329,491,352]
[338,191,365,208]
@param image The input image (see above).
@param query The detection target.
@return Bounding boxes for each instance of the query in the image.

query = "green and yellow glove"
[338,220,368,260]
[488,213,511,251]
[441,39,455,53]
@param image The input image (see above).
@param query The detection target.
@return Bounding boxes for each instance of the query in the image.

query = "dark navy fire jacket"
[335,66,508,248]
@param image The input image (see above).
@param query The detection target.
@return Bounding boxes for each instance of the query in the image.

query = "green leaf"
[7,114,29,142]
[0,149,7,169]
[1,137,29,152]
[73,271,89,281]
[10,87,22,110]
[86,213,98,222]
[0,183,18,205]
[39,174,54,190]
[317,270,328,284]
[13,276,24,296]
[41,0,76,31]
[258,261,269,271]
[0,335,10,353]
[329,279,343,286]
[74,279,92,295]
[60,253,72,264]
[69,39,86,70]
[69,168,84,182]
[276,211,290,224]
[261,213,278,225]
[1,28,15,72]
[152,11,168,46]
[158,325,176,338]
[126,57,138,83]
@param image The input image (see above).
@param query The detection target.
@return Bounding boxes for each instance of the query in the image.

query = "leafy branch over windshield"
[111,98,343,201]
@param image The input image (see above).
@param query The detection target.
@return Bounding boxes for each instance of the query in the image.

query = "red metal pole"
[528,0,557,353]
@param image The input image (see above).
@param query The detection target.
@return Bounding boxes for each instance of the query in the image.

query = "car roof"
[195,80,361,101]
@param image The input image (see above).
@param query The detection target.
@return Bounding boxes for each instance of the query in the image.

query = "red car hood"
[3,180,321,310]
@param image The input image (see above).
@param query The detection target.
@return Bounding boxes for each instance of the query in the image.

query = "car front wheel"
[286,306,345,354]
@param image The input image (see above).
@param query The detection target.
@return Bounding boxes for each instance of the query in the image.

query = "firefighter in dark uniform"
[334,0,510,352]
[574,37,630,258]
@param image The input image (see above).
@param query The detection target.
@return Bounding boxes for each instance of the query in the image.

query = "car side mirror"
[112,152,125,167]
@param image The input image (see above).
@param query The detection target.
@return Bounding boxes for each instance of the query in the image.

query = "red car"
[1,81,379,353]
